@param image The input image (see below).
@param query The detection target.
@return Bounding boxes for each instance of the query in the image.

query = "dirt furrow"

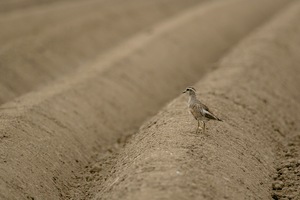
[90,1,300,199]
[0,0,291,199]
[272,134,300,200]
[0,0,201,105]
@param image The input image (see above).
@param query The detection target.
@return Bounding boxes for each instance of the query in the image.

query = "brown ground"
[0,0,299,199]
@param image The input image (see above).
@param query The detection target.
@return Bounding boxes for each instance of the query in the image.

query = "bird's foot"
[196,127,202,134]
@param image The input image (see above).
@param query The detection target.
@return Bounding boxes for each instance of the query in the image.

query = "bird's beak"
[182,90,186,93]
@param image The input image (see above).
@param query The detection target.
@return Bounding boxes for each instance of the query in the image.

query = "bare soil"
[0,0,201,104]
[0,0,299,200]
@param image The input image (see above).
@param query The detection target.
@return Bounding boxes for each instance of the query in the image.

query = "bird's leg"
[203,121,206,134]
[196,120,202,133]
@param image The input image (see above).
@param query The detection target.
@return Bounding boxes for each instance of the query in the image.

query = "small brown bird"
[183,86,222,133]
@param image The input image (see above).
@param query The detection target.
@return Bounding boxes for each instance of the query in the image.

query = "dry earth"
[0,0,299,200]
[0,0,201,104]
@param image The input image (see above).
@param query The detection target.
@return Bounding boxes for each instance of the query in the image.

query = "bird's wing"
[190,100,222,121]
[199,101,222,121]
[202,109,219,120]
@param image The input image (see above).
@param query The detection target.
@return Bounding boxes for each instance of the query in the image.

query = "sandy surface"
[0,0,201,104]
[0,0,299,199]
[89,2,300,199]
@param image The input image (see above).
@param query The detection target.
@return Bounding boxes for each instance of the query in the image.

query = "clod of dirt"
[273,181,284,190]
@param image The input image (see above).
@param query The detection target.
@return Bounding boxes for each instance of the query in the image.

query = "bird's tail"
[213,115,222,121]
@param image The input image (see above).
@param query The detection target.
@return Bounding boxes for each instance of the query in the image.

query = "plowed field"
[0,0,299,199]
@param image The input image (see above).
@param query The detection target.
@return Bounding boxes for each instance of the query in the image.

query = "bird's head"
[182,86,196,95]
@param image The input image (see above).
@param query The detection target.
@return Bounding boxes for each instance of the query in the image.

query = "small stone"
[89,165,102,173]
[272,181,284,190]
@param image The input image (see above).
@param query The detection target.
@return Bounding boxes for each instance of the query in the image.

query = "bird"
[182,86,222,133]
